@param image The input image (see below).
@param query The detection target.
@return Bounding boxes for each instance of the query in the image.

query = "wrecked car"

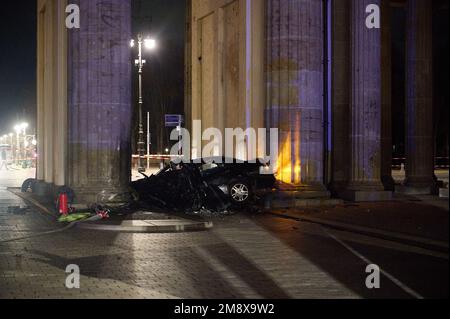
[131,157,276,213]
[196,157,276,205]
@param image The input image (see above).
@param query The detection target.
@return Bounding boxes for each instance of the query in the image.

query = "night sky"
[0,1,37,135]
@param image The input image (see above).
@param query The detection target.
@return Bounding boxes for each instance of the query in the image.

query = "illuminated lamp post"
[130,35,157,173]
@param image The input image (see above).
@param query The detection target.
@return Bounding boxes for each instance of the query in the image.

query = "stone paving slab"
[77,219,214,233]
[271,200,449,243]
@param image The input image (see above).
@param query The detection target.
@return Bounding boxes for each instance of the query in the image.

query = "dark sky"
[0,1,36,135]
[133,0,185,43]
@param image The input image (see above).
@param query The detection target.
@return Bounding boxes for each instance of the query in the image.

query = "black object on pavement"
[131,158,276,214]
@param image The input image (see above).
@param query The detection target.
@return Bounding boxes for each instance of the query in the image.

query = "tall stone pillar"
[331,0,350,192]
[381,0,394,191]
[341,0,391,201]
[68,0,132,203]
[404,0,435,194]
[266,0,325,189]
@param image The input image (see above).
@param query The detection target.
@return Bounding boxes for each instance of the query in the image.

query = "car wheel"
[21,178,36,193]
[229,181,251,205]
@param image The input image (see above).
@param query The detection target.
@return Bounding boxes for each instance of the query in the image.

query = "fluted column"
[343,0,391,201]
[381,0,394,190]
[404,0,434,193]
[68,0,132,203]
[266,0,325,188]
[331,0,350,191]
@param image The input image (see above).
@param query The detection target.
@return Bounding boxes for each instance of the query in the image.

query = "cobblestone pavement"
[0,187,448,299]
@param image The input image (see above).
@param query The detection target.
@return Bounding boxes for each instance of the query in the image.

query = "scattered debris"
[58,213,92,223]
[131,158,276,216]
[92,205,111,219]
[131,162,231,215]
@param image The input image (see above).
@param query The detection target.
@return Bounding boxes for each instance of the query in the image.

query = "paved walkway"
[0,188,356,299]
[0,185,448,299]
[274,199,449,243]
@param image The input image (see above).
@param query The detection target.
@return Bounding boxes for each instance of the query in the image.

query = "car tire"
[21,178,36,193]
[229,180,252,205]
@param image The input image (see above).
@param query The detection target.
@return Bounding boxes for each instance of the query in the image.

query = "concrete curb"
[76,220,214,233]
[9,188,55,218]
[269,198,344,209]
[267,211,449,253]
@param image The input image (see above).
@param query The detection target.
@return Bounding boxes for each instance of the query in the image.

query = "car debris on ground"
[131,158,276,216]
[131,162,232,215]
[19,158,275,218]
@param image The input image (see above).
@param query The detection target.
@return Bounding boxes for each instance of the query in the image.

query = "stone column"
[381,0,394,191]
[404,0,435,193]
[331,0,350,192]
[68,0,132,204]
[342,0,391,201]
[266,0,325,189]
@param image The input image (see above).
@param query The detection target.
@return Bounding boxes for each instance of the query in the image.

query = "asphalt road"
[0,186,447,299]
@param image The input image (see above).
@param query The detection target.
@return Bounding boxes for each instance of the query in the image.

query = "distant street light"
[12,123,29,166]
[130,34,156,173]
[22,123,29,137]
[14,125,21,164]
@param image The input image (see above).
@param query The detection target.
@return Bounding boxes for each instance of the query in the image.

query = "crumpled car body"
[131,158,276,213]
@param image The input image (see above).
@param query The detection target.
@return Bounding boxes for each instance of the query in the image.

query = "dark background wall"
[390,0,449,159]
[433,0,450,158]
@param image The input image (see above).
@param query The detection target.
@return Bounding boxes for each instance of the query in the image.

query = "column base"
[34,181,76,205]
[338,190,393,202]
[396,185,433,195]
[401,176,438,195]
[329,181,348,197]
[34,180,55,203]
[71,186,133,206]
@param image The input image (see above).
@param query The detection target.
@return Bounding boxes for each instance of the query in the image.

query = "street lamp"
[21,123,28,163]
[130,34,156,173]
[20,123,28,135]
[14,125,21,165]
[144,38,156,50]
